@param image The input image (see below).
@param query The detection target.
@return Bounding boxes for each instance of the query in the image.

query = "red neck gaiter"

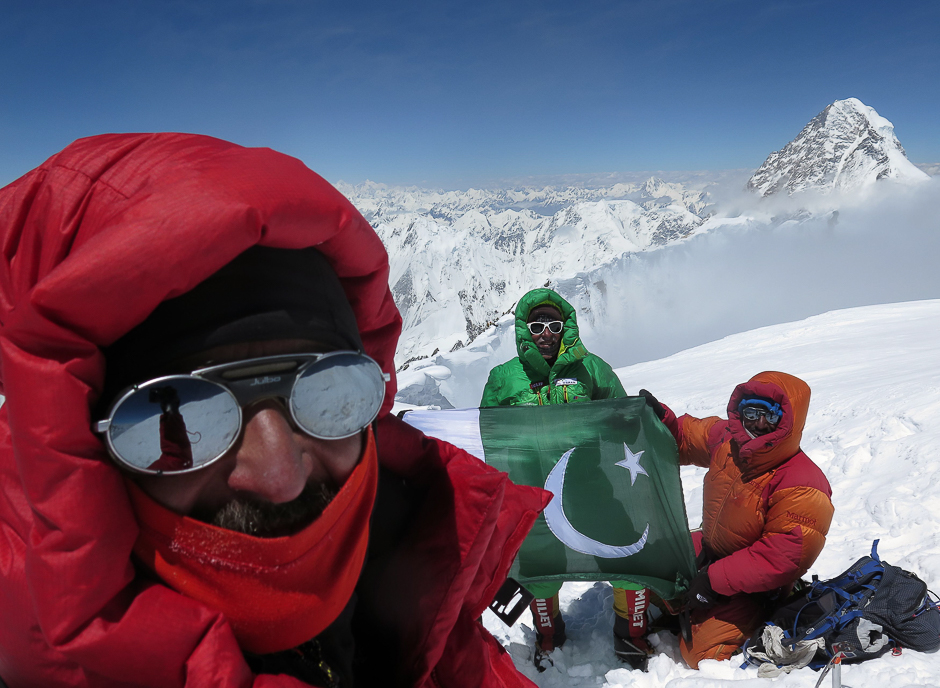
[128,428,378,655]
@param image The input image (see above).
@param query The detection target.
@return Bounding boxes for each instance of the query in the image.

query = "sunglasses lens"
[292,353,386,439]
[528,321,563,335]
[107,377,240,473]
[741,407,780,424]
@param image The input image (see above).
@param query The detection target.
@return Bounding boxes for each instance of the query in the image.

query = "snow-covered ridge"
[747,98,928,196]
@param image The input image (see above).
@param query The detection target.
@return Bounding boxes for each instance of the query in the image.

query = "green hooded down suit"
[480,289,640,604]
[481,289,624,409]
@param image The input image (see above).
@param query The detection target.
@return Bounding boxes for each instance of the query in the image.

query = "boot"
[613,588,652,672]
[613,631,651,672]
[530,597,566,672]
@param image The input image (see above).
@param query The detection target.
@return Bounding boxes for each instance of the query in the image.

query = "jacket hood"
[0,134,401,665]
[0,133,400,407]
[726,371,810,479]
[514,288,587,376]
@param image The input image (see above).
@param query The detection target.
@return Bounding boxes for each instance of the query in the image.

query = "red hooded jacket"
[662,372,833,596]
[0,134,546,687]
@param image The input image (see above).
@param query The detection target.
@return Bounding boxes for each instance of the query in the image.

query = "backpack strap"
[799,608,865,644]
[807,559,883,599]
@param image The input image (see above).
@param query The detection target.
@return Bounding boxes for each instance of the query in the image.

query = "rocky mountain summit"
[747,98,928,196]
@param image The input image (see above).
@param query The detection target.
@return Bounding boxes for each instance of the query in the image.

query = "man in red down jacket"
[0,133,549,687]
[653,371,833,668]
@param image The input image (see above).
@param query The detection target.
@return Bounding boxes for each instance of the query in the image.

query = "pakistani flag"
[404,397,696,599]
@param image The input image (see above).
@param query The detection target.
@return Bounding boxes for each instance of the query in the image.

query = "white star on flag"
[616,444,649,486]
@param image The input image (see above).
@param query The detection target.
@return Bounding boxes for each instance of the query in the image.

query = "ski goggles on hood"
[737,398,783,425]
[527,320,563,335]
[95,351,389,475]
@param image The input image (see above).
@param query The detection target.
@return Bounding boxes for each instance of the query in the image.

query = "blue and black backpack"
[745,540,940,670]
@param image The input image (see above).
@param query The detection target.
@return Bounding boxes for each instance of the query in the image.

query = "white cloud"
[584,178,940,370]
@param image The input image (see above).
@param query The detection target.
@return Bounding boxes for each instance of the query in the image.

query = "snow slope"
[468,300,940,687]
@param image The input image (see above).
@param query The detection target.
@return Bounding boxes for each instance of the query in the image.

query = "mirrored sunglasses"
[527,320,563,335]
[94,351,389,475]
[740,405,782,425]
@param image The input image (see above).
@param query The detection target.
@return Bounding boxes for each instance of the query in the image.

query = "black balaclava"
[102,246,362,405]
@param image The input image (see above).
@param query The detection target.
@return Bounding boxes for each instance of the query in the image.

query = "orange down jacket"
[0,134,546,687]
[662,371,834,596]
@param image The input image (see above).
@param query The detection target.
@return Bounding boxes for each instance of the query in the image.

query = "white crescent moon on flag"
[543,447,650,558]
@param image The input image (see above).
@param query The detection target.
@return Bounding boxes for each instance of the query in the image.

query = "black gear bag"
[744,540,940,672]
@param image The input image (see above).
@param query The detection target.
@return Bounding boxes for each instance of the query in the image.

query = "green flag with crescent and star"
[479,397,695,600]
[401,397,697,599]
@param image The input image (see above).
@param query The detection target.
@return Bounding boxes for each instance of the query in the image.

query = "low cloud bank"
[583,179,940,369]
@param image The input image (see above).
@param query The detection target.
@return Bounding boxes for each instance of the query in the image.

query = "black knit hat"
[102,246,362,404]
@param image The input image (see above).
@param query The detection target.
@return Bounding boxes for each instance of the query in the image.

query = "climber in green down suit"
[481,288,653,672]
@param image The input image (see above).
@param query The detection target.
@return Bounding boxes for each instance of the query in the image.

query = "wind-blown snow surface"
[471,300,940,687]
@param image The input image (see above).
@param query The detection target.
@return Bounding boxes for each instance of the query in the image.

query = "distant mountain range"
[337,98,931,405]
[337,177,709,368]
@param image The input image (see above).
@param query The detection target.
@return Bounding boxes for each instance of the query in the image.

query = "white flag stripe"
[402,407,486,462]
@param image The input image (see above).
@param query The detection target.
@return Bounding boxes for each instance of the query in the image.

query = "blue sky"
[2,0,937,188]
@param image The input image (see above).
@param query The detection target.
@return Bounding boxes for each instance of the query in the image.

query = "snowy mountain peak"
[747,98,928,196]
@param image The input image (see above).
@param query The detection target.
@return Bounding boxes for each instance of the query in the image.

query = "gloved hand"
[685,567,718,611]
[638,389,666,420]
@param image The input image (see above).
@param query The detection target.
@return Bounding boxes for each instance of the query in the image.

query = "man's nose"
[226,401,313,503]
